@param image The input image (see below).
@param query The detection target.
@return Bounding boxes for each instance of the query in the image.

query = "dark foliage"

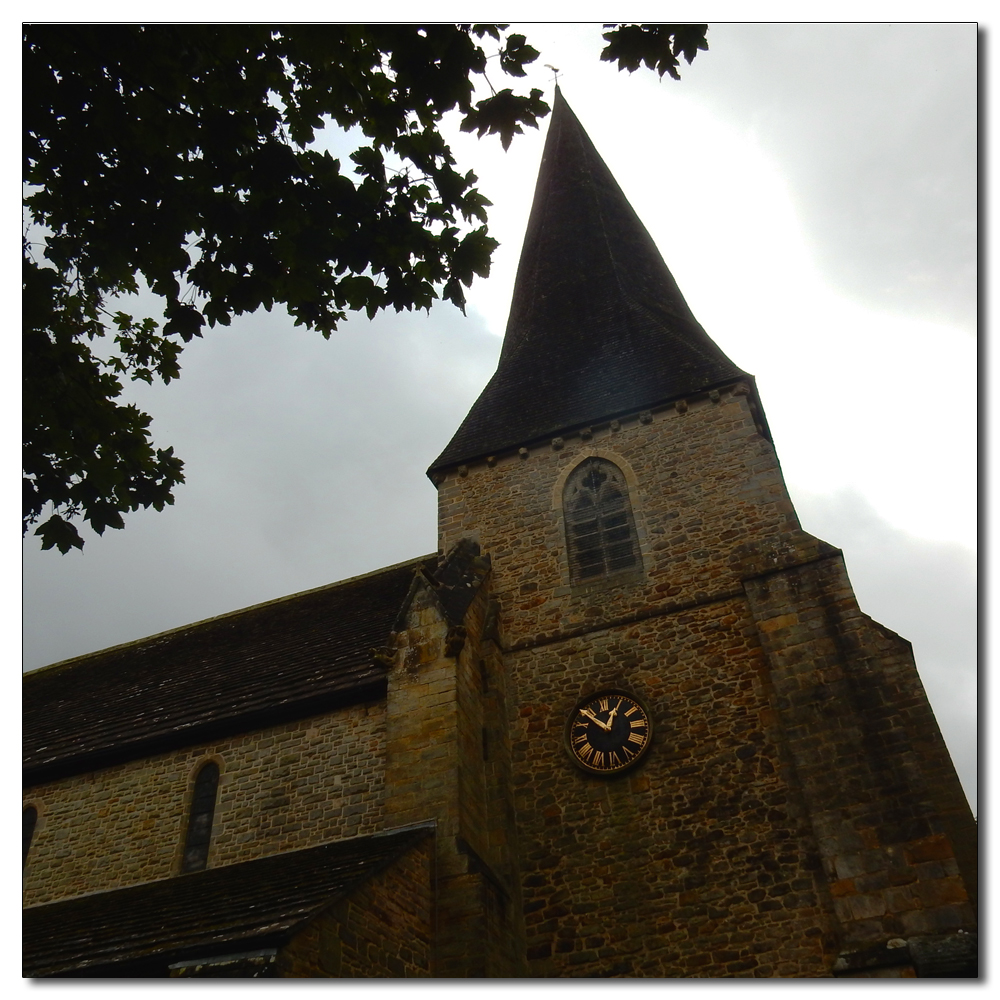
[600,23,709,80]
[23,24,707,551]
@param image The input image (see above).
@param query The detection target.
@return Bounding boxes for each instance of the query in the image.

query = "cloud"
[684,23,976,330]
[22,302,501,670]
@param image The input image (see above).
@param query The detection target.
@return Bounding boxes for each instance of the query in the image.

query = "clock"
[565,691,652,774]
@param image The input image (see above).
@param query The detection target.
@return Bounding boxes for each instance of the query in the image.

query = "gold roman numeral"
[628,732,645,746]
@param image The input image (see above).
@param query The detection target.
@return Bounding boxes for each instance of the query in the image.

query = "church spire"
[431,88,749,473]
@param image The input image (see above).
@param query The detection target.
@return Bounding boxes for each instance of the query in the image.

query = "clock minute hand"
[580,708,612,732]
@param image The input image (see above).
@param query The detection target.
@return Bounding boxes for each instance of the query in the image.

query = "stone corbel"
[445,625,467,658]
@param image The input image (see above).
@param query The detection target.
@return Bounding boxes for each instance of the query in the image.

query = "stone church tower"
[421,87,978,977]
[23,90,976,978]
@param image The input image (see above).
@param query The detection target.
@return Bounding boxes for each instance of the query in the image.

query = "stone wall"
[278,833,434,977]
[506,597,838,977]
[383,568,526,976]
[437,385,840,975]
[437,385,799,649]
[23,701,386,906]
[745,555,977,958]
[436,382,976,977]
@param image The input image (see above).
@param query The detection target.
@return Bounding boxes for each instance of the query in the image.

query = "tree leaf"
[600,24,708,81]
[23,23,706,550]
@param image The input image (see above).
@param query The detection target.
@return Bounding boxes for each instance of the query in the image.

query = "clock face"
[566,692,652,774]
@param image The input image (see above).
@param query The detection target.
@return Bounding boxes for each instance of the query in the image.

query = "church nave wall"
[23,700,387,906]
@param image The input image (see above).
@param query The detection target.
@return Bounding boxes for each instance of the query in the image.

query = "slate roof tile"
[23,825,433,977]
[23,556,434,782]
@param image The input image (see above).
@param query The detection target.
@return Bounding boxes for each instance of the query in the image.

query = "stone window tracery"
[563,458,640,583]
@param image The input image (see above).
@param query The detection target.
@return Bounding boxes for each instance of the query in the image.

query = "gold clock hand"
[580,708,611,732]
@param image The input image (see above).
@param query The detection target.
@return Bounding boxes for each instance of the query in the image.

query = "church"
[22,89,977,978]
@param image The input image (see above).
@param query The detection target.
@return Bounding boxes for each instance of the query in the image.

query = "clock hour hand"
[579,707,612,732]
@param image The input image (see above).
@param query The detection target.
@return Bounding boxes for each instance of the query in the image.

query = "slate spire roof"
[431,87,750,473]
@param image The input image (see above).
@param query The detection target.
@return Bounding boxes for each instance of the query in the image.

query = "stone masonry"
[384,557,526,976]
[276,833,434,977]
[433,383,977,976]
[23,702,385,906]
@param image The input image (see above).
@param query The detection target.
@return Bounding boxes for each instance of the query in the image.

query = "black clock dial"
[566,692,651,774]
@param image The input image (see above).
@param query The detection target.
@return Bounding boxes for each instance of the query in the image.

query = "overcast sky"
[21,23,977,810]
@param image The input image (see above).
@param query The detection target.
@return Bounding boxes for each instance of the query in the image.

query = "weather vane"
[544,64,561,86]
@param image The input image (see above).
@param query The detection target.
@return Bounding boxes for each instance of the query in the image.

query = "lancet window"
[23,805,38,868]
[181,761,220,873]
[563,458,640,583]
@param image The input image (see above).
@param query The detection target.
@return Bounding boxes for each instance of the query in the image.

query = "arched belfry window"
[181,761,219,873]
[563,458,640,583]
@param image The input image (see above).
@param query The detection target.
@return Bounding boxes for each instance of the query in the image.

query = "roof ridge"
[23,822,434,912]
[23,553,436,679]
[23,825,436,977]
